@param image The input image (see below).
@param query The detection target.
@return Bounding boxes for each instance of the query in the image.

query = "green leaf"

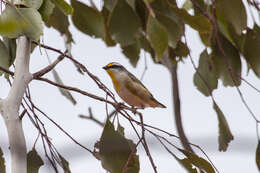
[216,0,247,35]
[243,25,260,77]
[21,0,43,9]
[108,0,141,46]
[103,0,117,12]
[98,120,139,173]
[171,6,211,34]
[256,140,260,171]
[174,41,189,58]
[52,68,77,105]
[3,38,16,66]
[117,121,125,136]
[27,148,44,173]
[101,6,116,46]
[211,33,241,86]
[156,12,182,48]
[0,147,6,173]
[194,49,218,96]
[71,0,105,39]
[0,39,11,75]
[182,0,192,10]
[147,15,168,61]
[52,0,73,15]
[139,33,155,60]
[176,157,198,173]
[0,6,43,41]
[178,148,215,173]
[38,0,55,22]
[46,6,73,43]
[213,101,234,151]
[121,41,140,67]
[58,153,71,173]
[0,6,26,38]
[18,8,43,41]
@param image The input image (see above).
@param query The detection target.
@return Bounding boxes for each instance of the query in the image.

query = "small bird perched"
[103,62,166,109]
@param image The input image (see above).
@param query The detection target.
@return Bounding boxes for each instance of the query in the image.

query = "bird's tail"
[150,97,166,108]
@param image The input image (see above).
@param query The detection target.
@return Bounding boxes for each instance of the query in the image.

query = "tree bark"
[0,36,32,173]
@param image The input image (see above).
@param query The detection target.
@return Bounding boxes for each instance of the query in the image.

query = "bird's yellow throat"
[106,70,120,91]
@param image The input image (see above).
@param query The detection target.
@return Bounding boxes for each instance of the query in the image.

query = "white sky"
[1,0,260,172]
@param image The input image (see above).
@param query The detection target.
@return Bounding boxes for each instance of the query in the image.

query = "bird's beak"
[102,66,108,70]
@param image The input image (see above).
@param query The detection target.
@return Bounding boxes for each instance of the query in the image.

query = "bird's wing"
[125,70,154,100]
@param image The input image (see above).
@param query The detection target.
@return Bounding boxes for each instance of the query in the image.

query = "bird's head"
[102,62,125,75]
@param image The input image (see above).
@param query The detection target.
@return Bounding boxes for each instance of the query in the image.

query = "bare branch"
[33,54,65,78]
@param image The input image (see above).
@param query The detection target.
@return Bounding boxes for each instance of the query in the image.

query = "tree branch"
[161,54,194,152]
[33,54,65,78]
[1,36,32,173]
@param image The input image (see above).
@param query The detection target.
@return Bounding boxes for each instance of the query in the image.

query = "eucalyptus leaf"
[0,147,6,173]
[39,0,55,22]
[121,41,140,67]
[98,120,139,173]
[243,25,260,77]
[211,33,241,86]
[46,6,73,43]
[71,0,105,39]
[256,141,260,171]
[21,0,43,9]
[18,7,43,41]
[178,148,215,173]
[108,0,141,46]
[216,0,247,35]
[146,15,168,61]
[27,148,44,173]
[0,39,11,75]
[213,101,234,151]
[52,0,73,15]
[194,49,218,96]
[59,154,71,173]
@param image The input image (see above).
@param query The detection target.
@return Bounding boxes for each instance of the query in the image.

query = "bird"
[103,62,166,109]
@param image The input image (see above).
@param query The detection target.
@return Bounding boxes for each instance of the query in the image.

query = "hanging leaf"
[216,0,247,35]
[59,153,71,173]
[71,0,105,39]
[256,141,260,171]
[176,157,198,173]
[178,148,215,173]
[39,0,55,22]
[243,25,260,77]
[27,148,44,173]
[46,6,73,43]
[0,147,6,173]
[21,0,43,9]
[156,12,182,48]
[52,68,77,105]
[121,40,140,67]
[101,6,116,46]
[147,15,168,61]
[139,33,155,60]
[194,49,218,96]
[52,0,73,15]
[108,0,141,46]
[18,8,43,41]
[3,38,16,66]
[171,6,211,34]
[0,39,11,75]
[211,33,241,86]
[213,101,234,151]
[98,120,139,173]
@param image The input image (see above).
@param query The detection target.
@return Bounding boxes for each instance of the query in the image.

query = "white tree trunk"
[0,36,32,173]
